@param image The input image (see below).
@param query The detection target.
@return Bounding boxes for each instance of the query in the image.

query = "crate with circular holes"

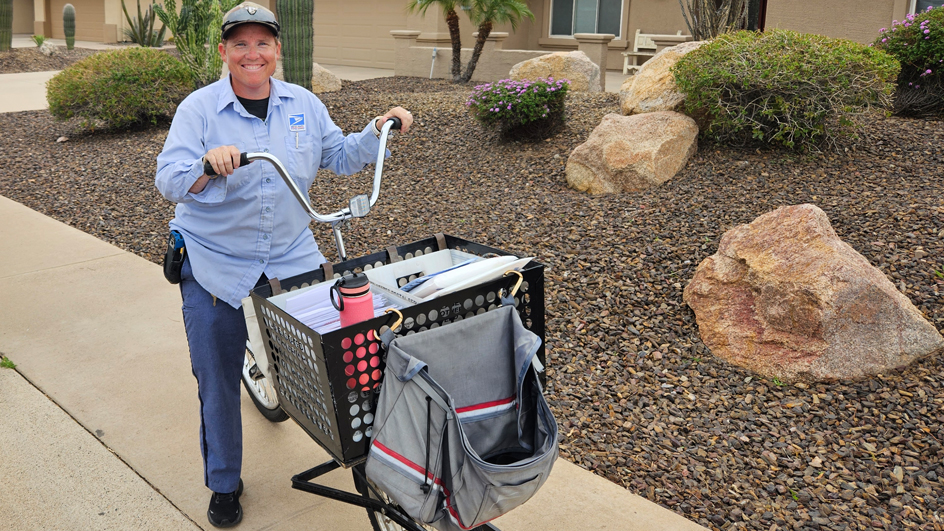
[249,234,545,467]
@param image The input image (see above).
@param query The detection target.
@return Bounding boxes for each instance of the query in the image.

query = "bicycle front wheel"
[241,347,288,422]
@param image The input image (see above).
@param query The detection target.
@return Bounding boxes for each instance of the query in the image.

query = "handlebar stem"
[239,117,399,262]
[242,117,399,225]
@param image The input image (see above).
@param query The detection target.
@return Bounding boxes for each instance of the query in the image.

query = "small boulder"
[39,41,58,57]
[311,63,342,93]
[683,204,944,382]
[509,51,600,92]
[619,40,705,115]
[566,111,698,193]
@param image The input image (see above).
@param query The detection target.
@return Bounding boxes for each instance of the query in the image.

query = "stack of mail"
[284,281,401,334]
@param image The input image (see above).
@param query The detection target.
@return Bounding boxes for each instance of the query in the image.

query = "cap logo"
[246,6,257,14]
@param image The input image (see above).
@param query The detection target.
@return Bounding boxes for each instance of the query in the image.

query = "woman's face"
[219,24,281,98]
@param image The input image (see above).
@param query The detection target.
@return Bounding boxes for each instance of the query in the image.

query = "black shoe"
[207,479,244,528]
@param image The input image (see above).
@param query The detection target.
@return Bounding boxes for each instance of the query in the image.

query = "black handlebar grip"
[388,117,402,130]
[204,152,250,176]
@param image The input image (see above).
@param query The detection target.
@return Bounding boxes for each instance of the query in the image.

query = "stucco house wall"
[765,0,909,43]
[19,0,686,69]
[13,0,34,33]
[45,0,106,41]
[20,0,921,70]
[313,0,406,68]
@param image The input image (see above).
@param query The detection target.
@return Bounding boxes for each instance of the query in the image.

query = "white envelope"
[409,255,520,299]
[420,256,533,301]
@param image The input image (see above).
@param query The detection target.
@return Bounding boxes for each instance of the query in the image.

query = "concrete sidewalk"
[0,368,200,530]
[0,194,707,530]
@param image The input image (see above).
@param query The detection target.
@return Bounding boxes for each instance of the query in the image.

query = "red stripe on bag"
[455,395,516,414]
[372,440,446,489]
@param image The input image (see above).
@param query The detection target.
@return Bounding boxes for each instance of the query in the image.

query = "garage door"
[313,0,407,69]
[50,0,105,42]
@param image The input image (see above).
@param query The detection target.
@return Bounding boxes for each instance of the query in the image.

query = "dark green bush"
[47,48,192,130]
[672,30,900,151]
[872,6,944,116]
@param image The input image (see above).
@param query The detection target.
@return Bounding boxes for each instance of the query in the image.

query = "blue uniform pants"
[179,256,251,494]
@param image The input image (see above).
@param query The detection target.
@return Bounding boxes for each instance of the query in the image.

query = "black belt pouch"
[163,230,186,284]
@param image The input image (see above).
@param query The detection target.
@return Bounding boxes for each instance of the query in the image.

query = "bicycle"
[224,118,545,531]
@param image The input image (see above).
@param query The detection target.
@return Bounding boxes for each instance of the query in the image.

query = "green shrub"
[872,6,944,116]
[466,77,569,141]
[31,34,45,46]
[672,30,900,151]
[47,48,192,130]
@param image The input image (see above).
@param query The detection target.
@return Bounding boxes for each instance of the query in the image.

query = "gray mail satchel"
[366,303,559,531]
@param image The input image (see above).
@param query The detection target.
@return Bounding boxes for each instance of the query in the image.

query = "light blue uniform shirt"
[156,76,384,309]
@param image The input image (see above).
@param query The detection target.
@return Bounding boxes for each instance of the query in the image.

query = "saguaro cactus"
[276,0,314,91]
[0,0,13,51]
[63,3,76,50]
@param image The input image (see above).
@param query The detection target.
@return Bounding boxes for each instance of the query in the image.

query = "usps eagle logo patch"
[288,113,306,132]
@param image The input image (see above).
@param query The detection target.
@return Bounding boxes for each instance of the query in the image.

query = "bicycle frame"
[293,460,500,531]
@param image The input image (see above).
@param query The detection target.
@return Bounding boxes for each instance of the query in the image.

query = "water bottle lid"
[331,273,371,312]
[336,272,370,290]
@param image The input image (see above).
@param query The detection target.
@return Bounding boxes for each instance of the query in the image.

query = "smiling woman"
[154,5,411,527]
[219,24,281,99]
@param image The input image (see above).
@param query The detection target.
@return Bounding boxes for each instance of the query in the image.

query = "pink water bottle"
[330,273,374,328]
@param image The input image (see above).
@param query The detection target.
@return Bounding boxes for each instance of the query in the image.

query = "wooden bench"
[622,30,684,75]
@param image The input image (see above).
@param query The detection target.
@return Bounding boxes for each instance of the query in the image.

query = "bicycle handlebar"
[203,153,251,176]
[201,116,402,225]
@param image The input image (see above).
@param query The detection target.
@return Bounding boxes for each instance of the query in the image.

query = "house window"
[911,0,937,13]
[550,0,622,38]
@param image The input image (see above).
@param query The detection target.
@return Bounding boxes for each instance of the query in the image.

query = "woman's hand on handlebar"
[187,145,242,194]
[203,145,244,178]
[376,107,413,134]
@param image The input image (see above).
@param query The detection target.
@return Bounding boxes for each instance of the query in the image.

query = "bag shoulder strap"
[413,370,453,419]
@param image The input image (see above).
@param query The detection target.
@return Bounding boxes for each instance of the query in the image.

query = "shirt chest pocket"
[283,135,318,189]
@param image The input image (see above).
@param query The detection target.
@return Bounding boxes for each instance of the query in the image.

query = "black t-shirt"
[237,96,269,121]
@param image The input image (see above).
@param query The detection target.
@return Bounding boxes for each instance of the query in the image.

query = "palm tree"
[460,0,533,83]
[407,0,469,82]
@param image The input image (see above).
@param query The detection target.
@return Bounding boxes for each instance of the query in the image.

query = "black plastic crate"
[250,234,545,467]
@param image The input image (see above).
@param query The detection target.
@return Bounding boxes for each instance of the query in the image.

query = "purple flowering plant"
[873,5,944,83]
[466,77,569,136]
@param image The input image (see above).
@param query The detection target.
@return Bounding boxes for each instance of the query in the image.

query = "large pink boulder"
[683,204,944,382]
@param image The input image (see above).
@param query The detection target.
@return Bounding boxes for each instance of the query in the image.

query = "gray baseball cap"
[221,2,280,40]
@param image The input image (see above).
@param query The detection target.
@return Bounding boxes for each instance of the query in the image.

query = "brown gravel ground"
[1,77,943,531]
[0,46,103,73]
